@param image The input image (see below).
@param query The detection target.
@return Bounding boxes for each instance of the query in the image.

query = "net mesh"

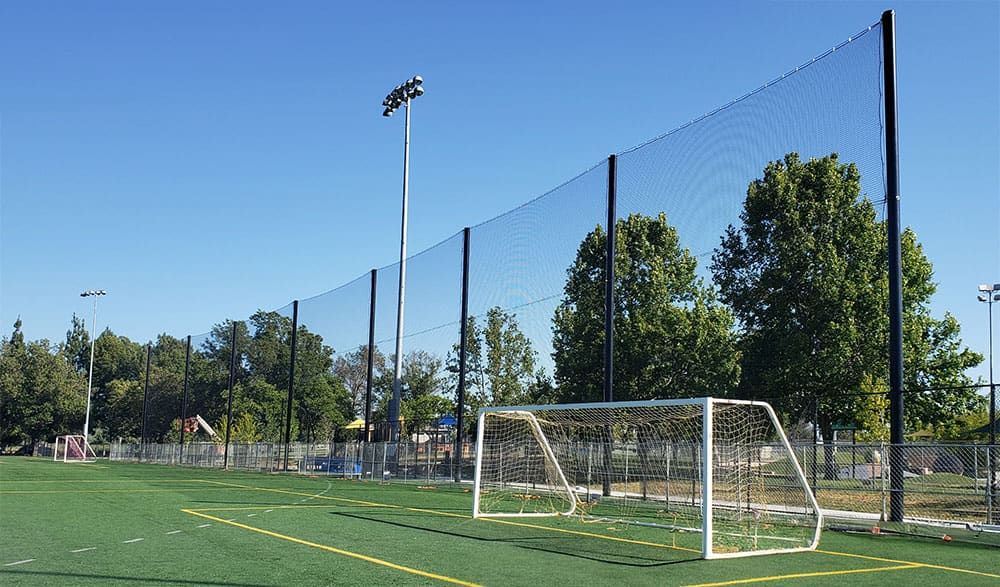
[475,400,819,556]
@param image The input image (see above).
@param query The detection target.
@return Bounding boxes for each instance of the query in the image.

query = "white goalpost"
[472,397,822,559]
[53,435,97,463]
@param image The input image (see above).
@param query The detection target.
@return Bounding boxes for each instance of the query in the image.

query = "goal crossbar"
[473,397,822,559]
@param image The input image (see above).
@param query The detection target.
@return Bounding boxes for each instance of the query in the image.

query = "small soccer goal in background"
[53,435,97,463]
[472,397,822,559]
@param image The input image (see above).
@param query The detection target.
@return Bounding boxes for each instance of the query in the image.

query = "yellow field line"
[0,487,237,494]
[197,480,390,508]
[682,564,921,586]
[201,480,701,555]
[817,549,1000,579]
[0,479,215,484]
[187,504,336,512]
[181,509,480,586]
[188,478,1000,579]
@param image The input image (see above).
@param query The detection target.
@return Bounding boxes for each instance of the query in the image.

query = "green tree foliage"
[448,307,551,416]
[63,314,91,373]
[333,345,385,418]
[553,213,740,403]
[0,319,87,449]
[711,153,982,444]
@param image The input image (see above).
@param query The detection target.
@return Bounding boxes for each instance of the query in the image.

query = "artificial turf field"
[0,458,996,586]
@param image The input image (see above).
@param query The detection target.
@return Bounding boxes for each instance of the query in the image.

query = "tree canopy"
[552,213,740,403]
[711,152,982,440]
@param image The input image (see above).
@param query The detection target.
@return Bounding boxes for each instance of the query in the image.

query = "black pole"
[604,154,617,403]
[882,9,905,523]
[140,343,152,462]
[179,335,191,462]
[283,300,299,471]
[223,321,238,470]
[602,154,617,497]
[455,227,471,483]
[364,269,377,443]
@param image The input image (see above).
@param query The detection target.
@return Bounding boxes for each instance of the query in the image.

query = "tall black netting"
[371,232,464,441]
[143,333,187,444]
[613,24,886,416]
[468,163,608,409]
[295,275,371,443]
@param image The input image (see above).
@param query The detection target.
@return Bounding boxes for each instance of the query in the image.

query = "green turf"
[1,458,996,586]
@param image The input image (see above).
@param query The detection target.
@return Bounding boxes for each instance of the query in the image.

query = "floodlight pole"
[179,335,191,462]
[455,227,471,482]
[383,76,423,441]
[80,290,107,442]
[882,8,905,523]
[389,96,411,442]
[284,300,299,471]
[980,283,999,524]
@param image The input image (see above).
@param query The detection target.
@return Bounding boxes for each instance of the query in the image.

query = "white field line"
[247,513,257,517]
[70,547,96,553]
[166,530,182,535]
[4,559,35,566]
[122,538,144,544]
[197,523,211,528]
[264,509,273,513]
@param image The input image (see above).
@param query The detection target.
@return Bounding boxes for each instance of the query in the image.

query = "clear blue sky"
[1,1,998,383]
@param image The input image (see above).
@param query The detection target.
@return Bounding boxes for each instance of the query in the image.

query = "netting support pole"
[223,321,238,470]
[454,227,472,483]
[140,342,152,462]
[601,154,617,497]
[882,8,905,523]
[284,300,299,471]
[604,153,617,404]
[179,335,191,463]
[364,269,377,443]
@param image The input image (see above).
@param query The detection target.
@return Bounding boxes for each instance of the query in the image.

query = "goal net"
[54,435,97,463]
[473,397,821,558]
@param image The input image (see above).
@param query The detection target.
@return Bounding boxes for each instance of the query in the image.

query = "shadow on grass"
[0,570,273,586]
[330,510,701,568]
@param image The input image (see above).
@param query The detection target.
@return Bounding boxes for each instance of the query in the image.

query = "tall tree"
[333,345,385,418]
[553,213,740,403]
[711,153,981,451]
[448,307,549,415]
[64,314,90,374]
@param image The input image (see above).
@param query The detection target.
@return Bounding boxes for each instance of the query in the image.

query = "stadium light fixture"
[382,75,424,442]
[80,289,107,443]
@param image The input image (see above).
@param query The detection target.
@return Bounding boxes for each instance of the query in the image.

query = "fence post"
[365,268,377,443]
[455,227,471,482]
[223,321,238,470]
[179,335,191,463]
[284,300,299,471]
[140,343,152,462]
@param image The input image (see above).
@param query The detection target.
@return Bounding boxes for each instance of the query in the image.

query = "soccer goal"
[473,397,822,558]
[53,435,97,463]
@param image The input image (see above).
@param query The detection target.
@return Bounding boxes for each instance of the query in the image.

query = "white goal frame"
[472,397,822,559]
[54,435,97,463]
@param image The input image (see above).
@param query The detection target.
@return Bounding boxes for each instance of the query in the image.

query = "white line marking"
[264,509,273,513]
[70,547,96,553]
[4,559,35,566]
[197,523,211,528]
[247,513,257,517]
[123,538,144,544]
[166,530,182,535]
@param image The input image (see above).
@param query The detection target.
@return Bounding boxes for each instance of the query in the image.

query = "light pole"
[978,284,1000,447]
[80,289,107,442]
[382,75,424,441]
[979,282,999,524]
